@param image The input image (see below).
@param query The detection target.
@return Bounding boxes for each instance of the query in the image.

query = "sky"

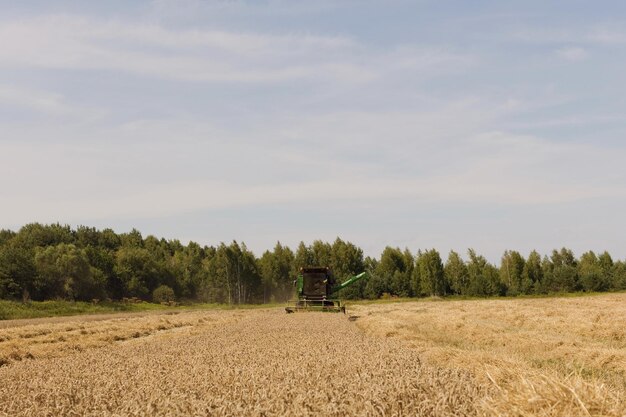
[1,0,626,262]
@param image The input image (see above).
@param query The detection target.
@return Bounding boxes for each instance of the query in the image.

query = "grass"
[2,291,619,321]
[0,300,166,320]
[0,299,287,321]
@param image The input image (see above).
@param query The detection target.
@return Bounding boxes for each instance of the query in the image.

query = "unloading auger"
[285,267,368,313]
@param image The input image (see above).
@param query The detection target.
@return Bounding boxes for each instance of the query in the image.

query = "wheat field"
[352,294,626,416]
[1,294,625,416]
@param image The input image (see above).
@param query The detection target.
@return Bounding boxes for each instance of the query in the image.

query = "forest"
[1,223,625,303]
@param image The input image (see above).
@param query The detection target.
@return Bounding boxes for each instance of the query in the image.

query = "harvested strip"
[0,309,240,366]
[352,295,626,416]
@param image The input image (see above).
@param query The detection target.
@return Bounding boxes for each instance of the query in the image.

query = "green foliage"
[542,248,579,293]
[0,241,36,299]
[444,251,468,295]
[0,229,16,246]
[199,241,261,304]
[612,261,626,290]
[417,249,446,296]
[310,240,333,268]
[466,249,502,296]
[578,251,609,291]
[362,256,380,299]
[13,223,73,248]
[372,247,413,298]
[1,223,626,306]
[328,238,366,300]
[522,250,543,294]
[33,243,104,301]
[169,241,205,299]
[259,242,295,302]
[114,246,161,299]
[499,250,526,296]
[292,241,314,276]
[153,285,176,303]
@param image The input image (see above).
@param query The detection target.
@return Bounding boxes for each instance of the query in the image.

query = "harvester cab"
[285,267,368,313]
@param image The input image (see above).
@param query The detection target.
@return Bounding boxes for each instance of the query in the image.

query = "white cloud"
[0,84,105,121]
[148,0,344,19]
[0,85,70,115]
[2,114,625,229]
[381,45,475,72]
[0,15,371,83]
[0,14,474,85]
[556,46,588,61]
[588,27,626,44]
[512,28,574,44]
[511,24,626,47]
[2,3,626,259]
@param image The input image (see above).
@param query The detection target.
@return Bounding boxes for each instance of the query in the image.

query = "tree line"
[1,223,625,303]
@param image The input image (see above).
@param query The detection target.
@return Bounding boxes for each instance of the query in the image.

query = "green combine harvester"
[285,267,368,313]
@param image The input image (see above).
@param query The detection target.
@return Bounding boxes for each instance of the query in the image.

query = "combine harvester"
[285,267,368,313]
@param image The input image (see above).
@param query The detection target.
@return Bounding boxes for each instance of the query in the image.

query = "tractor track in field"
[0,309,483,416]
